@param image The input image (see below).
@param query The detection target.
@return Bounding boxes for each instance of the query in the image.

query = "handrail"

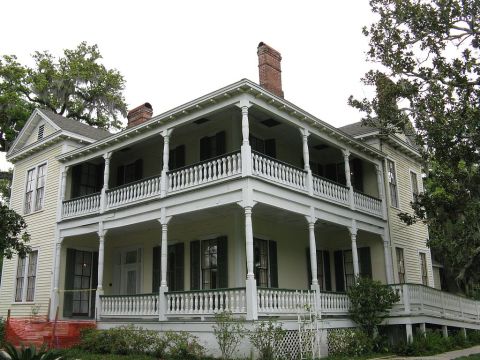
[167,150,241,174]
[165,287,246,295]
[100,293,157,298]
[63,191,101,203]
[106,173,162,192]
[353,189,381,201]
[251,150,306,173]
[312,174,349,189]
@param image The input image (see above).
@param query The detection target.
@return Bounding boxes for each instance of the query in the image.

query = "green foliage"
[347,277,399,337]
[0,343,63,360]
[0,319,5,348]
[78,326,205,359]
[350,0,480,289]
[0,202,31,260]
[327,328,375,357]
[248,319,286,360]
[0,42,127,152]
[213,311,246,359]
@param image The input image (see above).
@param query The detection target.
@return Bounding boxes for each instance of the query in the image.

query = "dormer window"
[37,125,45,140]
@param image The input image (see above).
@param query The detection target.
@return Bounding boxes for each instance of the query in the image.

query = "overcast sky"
[0,0,377,170]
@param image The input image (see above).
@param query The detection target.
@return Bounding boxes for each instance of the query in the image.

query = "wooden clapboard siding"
[381,142,433,286]
[0,145,62,317]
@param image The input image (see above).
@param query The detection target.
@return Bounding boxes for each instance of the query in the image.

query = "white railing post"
[244,206,258,320]
[403,284,411,314]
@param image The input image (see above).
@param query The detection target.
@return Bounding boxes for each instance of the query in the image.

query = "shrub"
[0,319,5,348]
[164,331,205,360]
[213,311,246,359]
[248,320,286,360]
[0,343,63,360]
[347,277,399,337]
[393,330,450,356]
[327,328,374,356]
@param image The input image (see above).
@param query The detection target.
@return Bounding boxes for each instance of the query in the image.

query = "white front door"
[118,248,142,295]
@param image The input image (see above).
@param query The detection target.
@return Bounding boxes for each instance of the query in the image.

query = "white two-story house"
[1,43,478,356]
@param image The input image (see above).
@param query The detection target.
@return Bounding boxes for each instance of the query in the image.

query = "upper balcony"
[58,87,386,223]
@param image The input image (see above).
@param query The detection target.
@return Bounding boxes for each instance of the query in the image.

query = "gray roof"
[39,109,112,141]
[338,121,378,137]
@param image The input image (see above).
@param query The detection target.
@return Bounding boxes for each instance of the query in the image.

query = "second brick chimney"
[257,42,284,98]
[127,102,153,128]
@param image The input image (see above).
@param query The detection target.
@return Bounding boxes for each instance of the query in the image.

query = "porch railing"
[165,287,246,316]
[100,293,158,318]
[257,288,315,314]
[106,174,162,208]
[62,192,101,218]
[354,191,382,216]
[318,291,350,315]
[252,151,307,191]
[312,175,349,205]
[168,151,242,192]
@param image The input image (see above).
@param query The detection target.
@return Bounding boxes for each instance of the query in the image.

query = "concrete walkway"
[374,345,480,359]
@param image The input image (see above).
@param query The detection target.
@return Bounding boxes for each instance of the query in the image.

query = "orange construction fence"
[5,315,95,349]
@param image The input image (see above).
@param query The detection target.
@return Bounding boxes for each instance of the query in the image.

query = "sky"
[0,1,377,170]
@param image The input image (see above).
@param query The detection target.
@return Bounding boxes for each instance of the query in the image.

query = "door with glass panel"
[120,248,142,295]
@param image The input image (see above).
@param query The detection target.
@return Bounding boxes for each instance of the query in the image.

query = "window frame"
[24,162,48,215]
[14,250,39,303]
[409,170,420,201]
[201,238,219,290]
[387,159,400,209]
[395,247,406,284]
[419,252,428,286]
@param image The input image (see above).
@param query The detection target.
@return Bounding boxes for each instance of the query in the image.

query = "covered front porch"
[54,203,388,321]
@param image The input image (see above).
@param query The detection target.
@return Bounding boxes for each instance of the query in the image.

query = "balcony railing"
[354,191,382,217]
[98,284,480,324]
[165,287,246,316]
[62,192,101,218]
[168,151,242,192]
[312,175,349,205]
[106,174,162,208]
[252,151,307,191]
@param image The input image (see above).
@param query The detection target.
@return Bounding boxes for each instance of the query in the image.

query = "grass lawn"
[57,349,156,360]
[455,355,480,360]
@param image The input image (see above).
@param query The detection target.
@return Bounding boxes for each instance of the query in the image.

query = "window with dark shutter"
[200,131,226,161]
[169,145,186,170]
[358,247,372,279]
[217,237,228,288]
[152,246,160,292]
[334,251,345,292]
[268,240,278,288]
[190,240,201,290]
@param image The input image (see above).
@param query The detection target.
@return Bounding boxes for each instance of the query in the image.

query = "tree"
[349,0,480,291]
[0,203,30,261]
[347,277,399,337]
[0,42,127,152]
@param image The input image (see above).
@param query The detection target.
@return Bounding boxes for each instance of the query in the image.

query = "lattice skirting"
[277,329,318,359]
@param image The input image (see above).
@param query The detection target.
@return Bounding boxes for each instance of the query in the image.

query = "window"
[37,124,45,140]
[334,247,372,291]
[306,249,331,291]
[14,251,38,302]
[420,252,428,286]
[250,134,276,158]
[24,164,47,214]
[190,237,228,290]
[396,247,406,283]
[72,163,103,198]
[410,171,419,199]
[169,145,185,170]
[254,239,269,288]
[387,160,399,207]
[152,243,184,292]
[116,159,143,186]
[343,250,355,289]
[200,131,226,161]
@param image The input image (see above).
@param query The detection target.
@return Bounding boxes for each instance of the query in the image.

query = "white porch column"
[158,211,171,321]
[240,103,252,177]
[349,220,360,278]
[343,150,354,209]
[300,128,313,195]
[160,129,171,198]
[308,220,319,288]
[100,152,112,213]
[51,236,63,320]
[57,166,70,220]
[381,229,394,284]
[375,164,388,219]
[96,223,107,320]
[244,205,258,320]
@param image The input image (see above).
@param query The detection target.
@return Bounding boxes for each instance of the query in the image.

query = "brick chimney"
[257,42,284,98]
[127,102,153,127]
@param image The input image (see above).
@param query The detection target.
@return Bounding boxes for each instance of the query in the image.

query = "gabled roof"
[39,109,112,141]
[338,121,378,137]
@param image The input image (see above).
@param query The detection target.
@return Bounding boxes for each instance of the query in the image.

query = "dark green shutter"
[174,243,184,291]
[71,165,82,198]
[216,131,226,156]
[217,236,228,288]
[351,158,364,192]
[63,249,76,317]
[334,250,345,292]
[177,145,185,168]
[96,163,105,193]
[358,247,372,279]
[190,240,201,290]
[306,248,312,286]
[324,251,332,291]
[269,241,278,288]
[90,252,98,318]
[116,165,125,186]
[134,159,143,181]
[168,149,174,170]
[337,163,346,185]
[200,137,210,161]
[325,164,336,182]
[152,246,160,292]
[265,139,276,158]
